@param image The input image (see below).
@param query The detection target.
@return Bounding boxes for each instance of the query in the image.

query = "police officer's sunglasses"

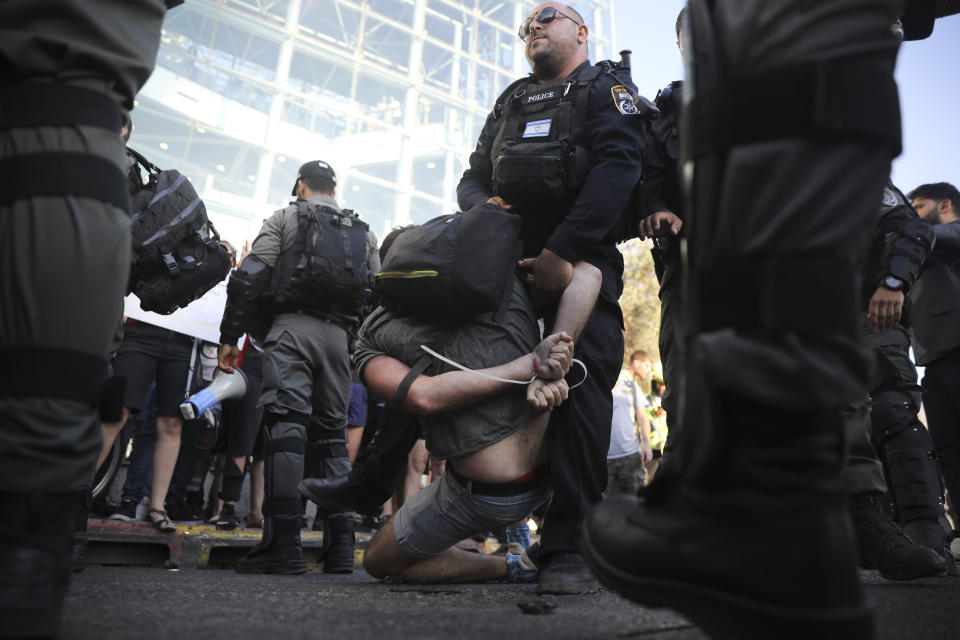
[518,6,582,42]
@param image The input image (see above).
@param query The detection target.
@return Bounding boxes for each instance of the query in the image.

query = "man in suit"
[908,182,960,534]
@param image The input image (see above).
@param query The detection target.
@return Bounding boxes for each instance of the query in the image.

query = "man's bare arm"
[363,333,573,415]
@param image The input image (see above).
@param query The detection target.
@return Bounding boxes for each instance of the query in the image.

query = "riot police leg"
[656,255,685,468]
[583,1,901,636]
[871,389,954,560]
[235,411,307,575]
[306,425,355,574]
[1,87,133,635]
[844,395,949,578]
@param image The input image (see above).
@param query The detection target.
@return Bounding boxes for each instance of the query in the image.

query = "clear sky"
[610,1,960,195]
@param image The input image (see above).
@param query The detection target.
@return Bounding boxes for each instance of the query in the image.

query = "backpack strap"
[125,146,160,175]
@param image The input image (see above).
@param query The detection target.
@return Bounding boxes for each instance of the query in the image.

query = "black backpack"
[273,202,373,316]
[126,148,232,315]
[374,202,523,321]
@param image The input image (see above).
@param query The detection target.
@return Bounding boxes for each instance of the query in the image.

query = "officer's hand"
[533,332,574,380]
[526,377,569,411]
[486,196,514,211]
[638,211,683,240]
[519,249,573,299]
[218,344,240,373]
[867,287,904,331]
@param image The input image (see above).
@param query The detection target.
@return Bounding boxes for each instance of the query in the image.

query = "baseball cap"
[291,160,337,196]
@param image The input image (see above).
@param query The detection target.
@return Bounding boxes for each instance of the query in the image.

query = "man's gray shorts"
[392,469,550,559]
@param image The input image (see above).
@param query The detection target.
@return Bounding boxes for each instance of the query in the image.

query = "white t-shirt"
[607,369,641,459]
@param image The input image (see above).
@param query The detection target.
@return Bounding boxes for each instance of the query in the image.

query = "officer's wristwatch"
[883,276,905,291]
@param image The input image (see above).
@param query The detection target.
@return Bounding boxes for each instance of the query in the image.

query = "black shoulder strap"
[373,355,431,432]
[494,75,534,120]
[125,147,160,175]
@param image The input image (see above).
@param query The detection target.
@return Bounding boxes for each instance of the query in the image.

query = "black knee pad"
[870,389,921,442]
[218,456,246,503]
[263,413,307,517]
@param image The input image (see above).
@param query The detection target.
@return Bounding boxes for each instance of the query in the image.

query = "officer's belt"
[697,256,858,336]
[687,57,901,159]
[0,83,130,213]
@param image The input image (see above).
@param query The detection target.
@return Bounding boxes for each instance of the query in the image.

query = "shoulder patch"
[881,188,899,207]
[611,85,638,115]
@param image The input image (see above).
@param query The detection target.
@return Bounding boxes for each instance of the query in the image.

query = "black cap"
[291,160,337,196]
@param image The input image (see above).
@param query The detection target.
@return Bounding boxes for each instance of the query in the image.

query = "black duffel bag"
[126,148,232,314]
[374,202,523,321]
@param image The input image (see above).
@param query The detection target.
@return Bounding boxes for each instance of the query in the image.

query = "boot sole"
[582,528,874,640]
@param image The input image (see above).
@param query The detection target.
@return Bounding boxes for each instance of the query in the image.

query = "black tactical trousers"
[540,300,622,558]
[921,349,960,517]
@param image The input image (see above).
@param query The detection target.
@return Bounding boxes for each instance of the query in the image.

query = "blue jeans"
[120,382,157,503]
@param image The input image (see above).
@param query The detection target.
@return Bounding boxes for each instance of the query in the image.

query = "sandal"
[148,508,177,533]
[244,514,264,529]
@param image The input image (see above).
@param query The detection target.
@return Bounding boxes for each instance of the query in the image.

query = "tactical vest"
[489,64,601,212]
[272,202,372,319]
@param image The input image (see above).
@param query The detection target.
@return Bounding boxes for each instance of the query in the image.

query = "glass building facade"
[134,0,617,246]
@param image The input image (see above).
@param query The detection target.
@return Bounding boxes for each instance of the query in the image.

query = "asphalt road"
[59,566,960,640]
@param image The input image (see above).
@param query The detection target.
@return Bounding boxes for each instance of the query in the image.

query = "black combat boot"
[235,515,306,575]
[0,492,77,639]
[319,513,356,574]
[850,492,949,579]
[583,397,874,639]
[300,472,387,517]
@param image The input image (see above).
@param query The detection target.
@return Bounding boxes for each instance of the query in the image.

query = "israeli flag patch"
[522,119,552,138]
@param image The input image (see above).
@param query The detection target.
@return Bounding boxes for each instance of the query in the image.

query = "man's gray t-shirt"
[354,278,540,460]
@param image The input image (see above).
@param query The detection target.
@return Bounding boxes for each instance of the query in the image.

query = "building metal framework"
[134,0,616,245]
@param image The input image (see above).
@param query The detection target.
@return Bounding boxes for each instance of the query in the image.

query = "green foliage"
[618,239,662,368]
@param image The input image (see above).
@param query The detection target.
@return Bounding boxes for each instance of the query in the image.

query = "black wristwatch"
[883,276,904,291]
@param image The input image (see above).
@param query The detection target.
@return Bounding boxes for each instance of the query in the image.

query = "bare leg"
[429,458,446,484]
[149,415,183,517]
[399,439,429,506]
[96,407,130,471]
[346,425,364,463]
[364,517,507,583]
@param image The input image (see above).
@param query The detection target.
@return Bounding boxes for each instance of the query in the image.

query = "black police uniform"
[640,80,686,463]
[583,1,909,635]
[457,59,646,564]
[0,1,176,636]
[860,185,950,551]
[911,217,960,525]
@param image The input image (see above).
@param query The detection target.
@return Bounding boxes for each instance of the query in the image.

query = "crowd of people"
[3,1,960,639]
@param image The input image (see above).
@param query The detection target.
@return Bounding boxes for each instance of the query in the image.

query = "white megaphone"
[179,368,247,421]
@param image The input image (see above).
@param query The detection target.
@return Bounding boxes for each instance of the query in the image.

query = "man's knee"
[362,517,412,579]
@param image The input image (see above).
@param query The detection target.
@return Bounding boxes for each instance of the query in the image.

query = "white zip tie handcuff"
[419,345,587,390]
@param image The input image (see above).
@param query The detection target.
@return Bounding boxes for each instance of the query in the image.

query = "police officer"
[218,161,379,574]
[584,1,919,637]
[845,181,952,579]
[0,1,177,637]
[636,8,687,468]
[457,2,645,593]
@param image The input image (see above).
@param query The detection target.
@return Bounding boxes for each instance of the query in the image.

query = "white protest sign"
[124,280,233,345]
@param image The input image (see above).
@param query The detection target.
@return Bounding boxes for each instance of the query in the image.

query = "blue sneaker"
[507,552,538,583]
